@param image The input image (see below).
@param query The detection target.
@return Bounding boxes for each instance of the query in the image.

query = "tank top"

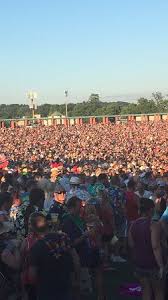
[131,217,157,269]
[125,191,139,222]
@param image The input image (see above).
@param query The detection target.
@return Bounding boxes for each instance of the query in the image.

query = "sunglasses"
[55,191,65,195]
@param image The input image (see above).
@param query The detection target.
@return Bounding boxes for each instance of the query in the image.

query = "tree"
[152,92,164,104]
[152,92,166,112]
[121,103,138,115]
[37,104,51,117]
[0,92,167,118]
[137,98,157,114]
[88,94,100,103]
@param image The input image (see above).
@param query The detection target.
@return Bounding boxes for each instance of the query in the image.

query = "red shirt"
[125,191,139,222]
[97,204,114,236]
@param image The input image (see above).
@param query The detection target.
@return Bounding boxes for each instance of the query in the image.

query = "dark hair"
[127,180,135,189]
[4,174,13,186]
[29,212,46,233]
[120,182,126,189]
[1,182,10,193]
[24,188,45,235]
[26,180,37,192]
[156,191,164,198]
[98,174,108,182]
[66,196,80,209]
[139,198,155,214]
[111,175,120,187]
[34,174,43,181]
[29,188,45,207]
[0,192,12,211]
[0,197,7,210]
[90,176,97,185]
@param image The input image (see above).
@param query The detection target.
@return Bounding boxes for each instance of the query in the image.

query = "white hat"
[69,177,81,185]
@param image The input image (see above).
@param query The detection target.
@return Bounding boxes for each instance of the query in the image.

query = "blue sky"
[0,0,168,104]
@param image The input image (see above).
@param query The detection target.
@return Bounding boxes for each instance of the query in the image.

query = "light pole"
[27,92,37,118]
[65,90,68,118]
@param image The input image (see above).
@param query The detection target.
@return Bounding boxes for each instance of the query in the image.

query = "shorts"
[102,234,114,243]
[116,222,127,238]
[89,248,102,269]
[114,216,127,238]
[80,248,101,269]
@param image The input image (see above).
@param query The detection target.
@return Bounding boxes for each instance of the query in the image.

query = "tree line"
[0,92,168,119]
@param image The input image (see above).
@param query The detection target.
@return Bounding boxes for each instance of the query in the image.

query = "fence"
[0,113,168,128]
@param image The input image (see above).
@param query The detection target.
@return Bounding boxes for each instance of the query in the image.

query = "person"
[135,182,145,199]
[2,120,168,299]
[84,203,103,250]
[14,182,39,238]
[87,175,97,196]
[48,184,66,222]
[1,182,11,193]
[0,192,12,222]
[67,176,90,203]
[87,175,106,198]
[109,180,127,262]
[160,199,168,237]
[67,177,81,198]
[84,202,105,300]
[125,180,139,225]
[44,183,66,211]
[160,200,168,300]
[0,222,21,299]
[61,197,94,296]
[0,120,168,173]
[29,231,77,300]
[154,191,166,221]
[128,198,165,300]
[21,212,48,300]
[97,174,109,189]
[24,188,45,235]
[10,197,22,222]
[61,196,91,266]
[96,191,115,266]
[37,176,55,208]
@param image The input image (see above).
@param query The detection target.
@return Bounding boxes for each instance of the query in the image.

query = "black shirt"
[49,201,66,222]
[29,232,73,299]
[61,215,91,267]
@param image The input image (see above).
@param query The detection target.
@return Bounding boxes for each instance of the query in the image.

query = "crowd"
[0,121,168,300]
[0,121,168,174]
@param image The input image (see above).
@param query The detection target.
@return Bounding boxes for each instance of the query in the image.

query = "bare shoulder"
[151,220,161,232]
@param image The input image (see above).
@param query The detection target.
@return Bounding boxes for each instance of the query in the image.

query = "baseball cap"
[69,177,81,185]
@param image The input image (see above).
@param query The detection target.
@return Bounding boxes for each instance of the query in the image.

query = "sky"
[0,0,168,104]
